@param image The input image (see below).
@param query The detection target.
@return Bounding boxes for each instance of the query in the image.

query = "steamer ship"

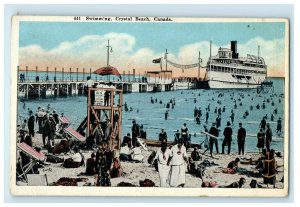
[207,41,267,89]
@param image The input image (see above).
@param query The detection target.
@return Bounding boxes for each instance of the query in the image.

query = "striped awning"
[17,142,46,161]
[64,127,85,142]
[59,116,70,125]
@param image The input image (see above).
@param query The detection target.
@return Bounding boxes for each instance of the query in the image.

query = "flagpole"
[106,40,113,81]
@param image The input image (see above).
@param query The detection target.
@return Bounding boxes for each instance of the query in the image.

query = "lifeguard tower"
[86,86,123,151]
[77,40,123,151]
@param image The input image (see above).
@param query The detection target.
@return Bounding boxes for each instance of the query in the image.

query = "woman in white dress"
[167,139,188,187]
[152,141,171,187]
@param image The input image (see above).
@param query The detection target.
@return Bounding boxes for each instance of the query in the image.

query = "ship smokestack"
[231,41,239,59]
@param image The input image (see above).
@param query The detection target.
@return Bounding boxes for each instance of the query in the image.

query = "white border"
[9,16,290,197]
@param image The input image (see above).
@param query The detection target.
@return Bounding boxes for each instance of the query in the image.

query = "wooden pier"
[17,79,209,99]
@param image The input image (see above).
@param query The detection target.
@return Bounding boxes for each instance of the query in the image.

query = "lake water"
[17,78,285,153]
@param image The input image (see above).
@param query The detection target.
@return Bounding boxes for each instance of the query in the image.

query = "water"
[17,78,285,153]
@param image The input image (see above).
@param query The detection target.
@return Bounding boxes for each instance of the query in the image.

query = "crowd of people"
[17,78,284,188]
[18,105,65,150]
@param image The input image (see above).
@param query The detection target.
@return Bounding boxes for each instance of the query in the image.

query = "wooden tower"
[86,87,123,151]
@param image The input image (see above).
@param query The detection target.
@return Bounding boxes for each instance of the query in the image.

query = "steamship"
[207,41,267,89]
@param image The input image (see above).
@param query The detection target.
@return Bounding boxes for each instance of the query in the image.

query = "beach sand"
[16,134,284,188]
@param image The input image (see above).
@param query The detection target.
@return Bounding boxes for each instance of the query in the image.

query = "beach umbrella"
[93,66,121,81]
[94,66,121,76]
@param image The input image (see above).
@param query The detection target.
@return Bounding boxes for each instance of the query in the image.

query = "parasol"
[93,66,121,76]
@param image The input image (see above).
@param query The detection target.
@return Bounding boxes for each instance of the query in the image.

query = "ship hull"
[208,80,262,89]
[207,71,266,89]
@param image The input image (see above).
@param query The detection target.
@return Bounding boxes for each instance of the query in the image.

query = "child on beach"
[222,158,240,174]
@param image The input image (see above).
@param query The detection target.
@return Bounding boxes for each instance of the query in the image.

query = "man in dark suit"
[237,122,247,155]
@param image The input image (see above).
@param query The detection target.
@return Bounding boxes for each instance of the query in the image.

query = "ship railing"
[209,62,266,71]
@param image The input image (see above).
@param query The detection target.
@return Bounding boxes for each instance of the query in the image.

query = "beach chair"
[27,174,48,186]
[64,127,86,146]
[55,116,71,138]
[16,142,46,182]
[59,116,70,126]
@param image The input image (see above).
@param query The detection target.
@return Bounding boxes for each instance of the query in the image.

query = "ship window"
[222,68,224,72]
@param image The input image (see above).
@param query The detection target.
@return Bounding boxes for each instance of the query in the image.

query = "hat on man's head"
[227,121,231,126]
[239,122,242,126]
[178,138,184,144]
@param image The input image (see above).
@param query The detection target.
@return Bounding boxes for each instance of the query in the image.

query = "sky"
[18,20,287,77]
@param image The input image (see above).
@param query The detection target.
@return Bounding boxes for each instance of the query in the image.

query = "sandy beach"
[16,134,284,188]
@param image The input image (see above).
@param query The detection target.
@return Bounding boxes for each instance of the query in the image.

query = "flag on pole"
[152,58,162,63]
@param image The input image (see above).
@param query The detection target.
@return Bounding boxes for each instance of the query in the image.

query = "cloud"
[19,33,285,77]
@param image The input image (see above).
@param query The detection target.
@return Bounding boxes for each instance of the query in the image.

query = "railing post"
[54,67,57,82]
[62,67,64,81]
[46,66,49,81]
[26,66,28,82]
[70,68,72,81]
[83,68,85,81]
[76,68,78,82]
